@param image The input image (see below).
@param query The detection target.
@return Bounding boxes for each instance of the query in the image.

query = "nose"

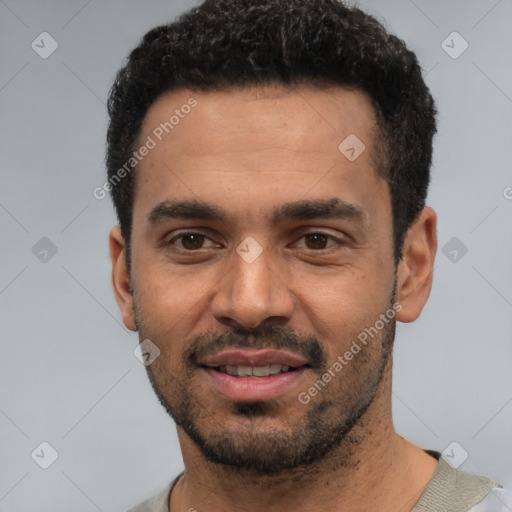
[211,242,295,330]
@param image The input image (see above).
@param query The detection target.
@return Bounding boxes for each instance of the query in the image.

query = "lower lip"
[202,367,307,401]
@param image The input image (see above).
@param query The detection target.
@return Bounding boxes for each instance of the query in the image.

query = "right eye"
[166,231,222,251]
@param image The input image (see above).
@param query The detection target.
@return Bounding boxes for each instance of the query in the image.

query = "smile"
[201,365,308,402]
[213,364,298,377]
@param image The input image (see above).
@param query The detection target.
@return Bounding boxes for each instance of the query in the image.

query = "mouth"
[198,348,311,401]
[208,363,303,377]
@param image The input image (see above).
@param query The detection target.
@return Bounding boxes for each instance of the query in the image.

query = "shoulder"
[469,487,512,512]
[126,471,184,512]
[126,482,172,512]
[411,451,503,512]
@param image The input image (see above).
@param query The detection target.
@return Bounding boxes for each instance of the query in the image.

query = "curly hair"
[106,0,437,269]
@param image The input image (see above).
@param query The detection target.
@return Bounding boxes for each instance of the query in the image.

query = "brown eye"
[180,233,205,250]
[296,232,345,251]
[303,233,329,250]
[168,232,217,251]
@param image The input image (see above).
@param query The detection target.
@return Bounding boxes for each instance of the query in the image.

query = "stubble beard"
[133,292,396,476]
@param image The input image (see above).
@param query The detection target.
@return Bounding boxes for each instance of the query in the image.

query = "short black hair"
[106,0,437,270]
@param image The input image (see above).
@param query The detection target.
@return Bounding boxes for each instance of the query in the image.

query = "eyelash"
[166,231,345,252]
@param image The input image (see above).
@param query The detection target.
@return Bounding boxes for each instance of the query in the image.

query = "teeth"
[226,365,238,376]
[237,365,252,377]
[269,364,282,375]
[217,364,293,377]
[252,365,270,377]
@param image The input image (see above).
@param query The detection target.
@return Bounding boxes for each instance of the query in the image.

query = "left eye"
[167,232,219,251]
[294,232,340,250]
[166,232,342,251]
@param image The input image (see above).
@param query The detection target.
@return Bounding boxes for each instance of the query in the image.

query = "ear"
[395,206,437,323]
[109,226,137,331]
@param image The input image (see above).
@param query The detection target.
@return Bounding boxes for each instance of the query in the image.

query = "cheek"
[134,255,202,315]
[132,261,218,355]
[295,268,392,351]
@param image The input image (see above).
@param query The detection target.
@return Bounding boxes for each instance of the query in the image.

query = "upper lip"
[199,348,309,368]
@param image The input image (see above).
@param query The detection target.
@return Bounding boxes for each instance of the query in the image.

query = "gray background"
[1,0,511,510]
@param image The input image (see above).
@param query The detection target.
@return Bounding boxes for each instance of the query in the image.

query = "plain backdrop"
[1,0,511,510]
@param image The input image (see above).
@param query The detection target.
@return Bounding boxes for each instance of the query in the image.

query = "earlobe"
[109,226,137,331]
[395,207,437,323]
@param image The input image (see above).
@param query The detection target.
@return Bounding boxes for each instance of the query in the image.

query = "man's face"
[121,84,400,473]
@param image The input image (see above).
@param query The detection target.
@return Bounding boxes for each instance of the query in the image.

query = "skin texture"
[110,84,438,512]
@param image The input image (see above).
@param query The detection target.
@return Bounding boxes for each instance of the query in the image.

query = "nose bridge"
[211,238,294,329]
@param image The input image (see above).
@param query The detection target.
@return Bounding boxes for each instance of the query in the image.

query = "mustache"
[186,325,327,370]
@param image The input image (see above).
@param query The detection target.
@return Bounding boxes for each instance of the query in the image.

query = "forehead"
[139,84,379,164]
[132,83,389,229]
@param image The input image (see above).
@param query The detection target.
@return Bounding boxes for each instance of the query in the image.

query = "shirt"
[127,450,512,512]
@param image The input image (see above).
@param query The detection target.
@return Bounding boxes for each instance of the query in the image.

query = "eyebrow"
[147,197,367,226]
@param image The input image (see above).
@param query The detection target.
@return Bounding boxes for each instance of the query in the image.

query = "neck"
[171,360,438,512]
